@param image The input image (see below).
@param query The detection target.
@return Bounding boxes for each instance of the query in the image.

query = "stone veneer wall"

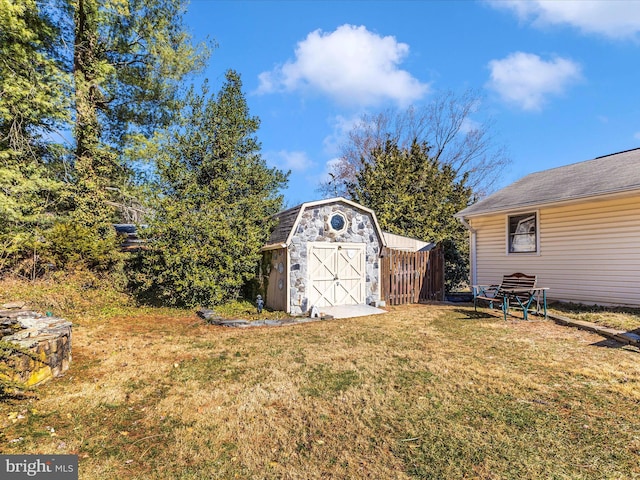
[1,308,72,386]
[288,202,381,314]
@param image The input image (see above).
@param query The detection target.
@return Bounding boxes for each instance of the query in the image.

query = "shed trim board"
[286,247,291,313]
[262,243,287,251]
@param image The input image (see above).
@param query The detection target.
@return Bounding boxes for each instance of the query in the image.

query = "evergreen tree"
[348,139,472,291]
[0,0,69,275]
[0,0,207,276]
[69,0,208,228]
[132,71,289,307]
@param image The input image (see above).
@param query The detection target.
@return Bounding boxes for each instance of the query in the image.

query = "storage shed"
[262,198,386,315]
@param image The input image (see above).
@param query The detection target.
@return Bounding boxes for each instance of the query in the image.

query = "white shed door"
[308,243,366,308]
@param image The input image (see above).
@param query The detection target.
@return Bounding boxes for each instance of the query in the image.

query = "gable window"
[329,212,347,233]
[508,212,537,253]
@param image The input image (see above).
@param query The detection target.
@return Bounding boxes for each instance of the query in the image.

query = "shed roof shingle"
[456,148,640,217]
[266,204,302,245]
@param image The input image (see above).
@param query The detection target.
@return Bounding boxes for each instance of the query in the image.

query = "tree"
[131,71,289,307]
[0,0,209,277]
[0,0,70,276]
[348,139,472,292]
[320,89,509,199]
[69,0,209,229]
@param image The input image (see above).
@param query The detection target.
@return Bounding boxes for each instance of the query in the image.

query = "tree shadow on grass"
[453,307,546,323]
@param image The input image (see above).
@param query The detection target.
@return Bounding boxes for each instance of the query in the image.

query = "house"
[262,197,387,315]
[455,148,640,307]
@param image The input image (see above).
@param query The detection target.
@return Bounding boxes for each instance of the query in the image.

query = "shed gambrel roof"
[456,148,640,218]
[266,204,303,246]
[263,197,386,249]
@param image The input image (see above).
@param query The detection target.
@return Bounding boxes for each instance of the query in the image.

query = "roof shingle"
[456,148,640,217]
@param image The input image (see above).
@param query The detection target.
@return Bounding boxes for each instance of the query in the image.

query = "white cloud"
[316,157,344,188]
[322,114,361,156]
[487,0,640,40]
[486,52,582,111]
[257,24,430,107]
[265,150,315,172]
[460,117,481,134]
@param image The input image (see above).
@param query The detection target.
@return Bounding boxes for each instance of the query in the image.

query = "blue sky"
[184,0,640,207]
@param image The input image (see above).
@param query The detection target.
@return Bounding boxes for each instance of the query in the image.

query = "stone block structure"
[1,304,72,386]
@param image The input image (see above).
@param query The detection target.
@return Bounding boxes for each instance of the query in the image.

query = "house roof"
[456,148,640,218]
[263,197,386,249]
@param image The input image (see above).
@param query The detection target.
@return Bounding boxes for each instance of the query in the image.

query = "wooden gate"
[381,245,445,305]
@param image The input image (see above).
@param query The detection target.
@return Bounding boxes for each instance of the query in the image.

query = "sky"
[183,0,640,207]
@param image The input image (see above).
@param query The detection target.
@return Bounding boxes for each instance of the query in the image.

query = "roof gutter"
[457,216,477,287]
[456,215,475,234]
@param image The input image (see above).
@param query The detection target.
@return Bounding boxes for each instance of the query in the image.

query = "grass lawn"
[549,302,640,333]
[1,302,639,479]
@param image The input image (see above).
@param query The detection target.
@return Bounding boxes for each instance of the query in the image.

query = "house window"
[508,212,537,253]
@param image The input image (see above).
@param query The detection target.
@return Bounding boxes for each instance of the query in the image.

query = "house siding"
[469,194,640,306]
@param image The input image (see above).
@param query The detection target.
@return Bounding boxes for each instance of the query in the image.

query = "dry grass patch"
[549,302,640,332]
[1,303,639,479]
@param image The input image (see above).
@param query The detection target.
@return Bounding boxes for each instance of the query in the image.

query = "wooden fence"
[381,245,445,305]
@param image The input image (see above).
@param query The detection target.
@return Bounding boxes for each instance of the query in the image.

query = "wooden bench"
[472,273,548,320]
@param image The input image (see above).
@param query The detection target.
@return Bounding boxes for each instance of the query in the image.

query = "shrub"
[41,221,124,273]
